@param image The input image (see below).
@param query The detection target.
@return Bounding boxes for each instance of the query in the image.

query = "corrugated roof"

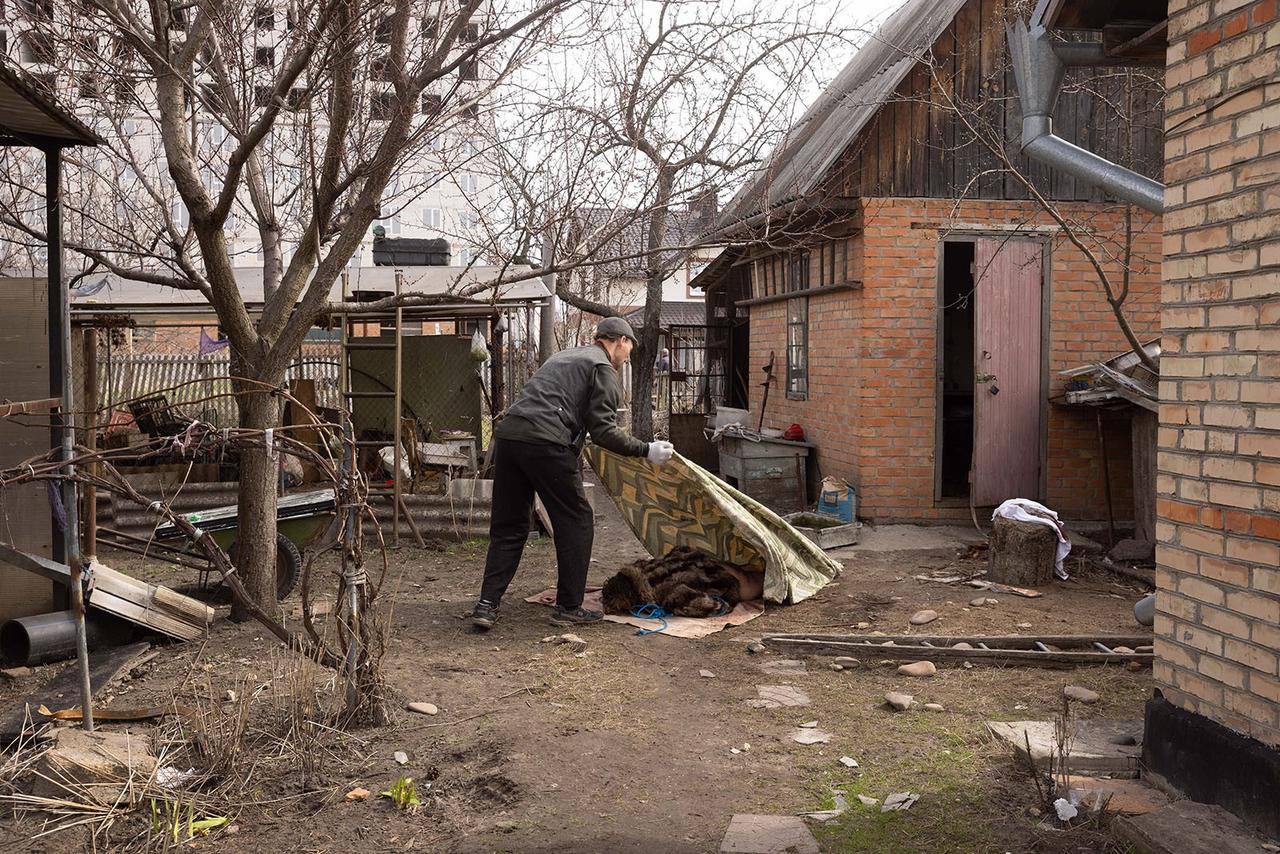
[624,301,707,330]
[719,0,967,227]
[0,63,102,147]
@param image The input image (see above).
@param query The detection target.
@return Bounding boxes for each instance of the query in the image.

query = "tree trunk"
[987,517,1057,587]
[630,330,658,441]
[230,389,281,622]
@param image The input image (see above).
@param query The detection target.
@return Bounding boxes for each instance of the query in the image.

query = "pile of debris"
[1061,341,1160,412]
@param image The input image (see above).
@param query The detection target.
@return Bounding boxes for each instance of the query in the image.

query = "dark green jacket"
[496,344,649,457]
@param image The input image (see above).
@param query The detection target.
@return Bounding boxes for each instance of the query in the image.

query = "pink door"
[971,237,1044,506]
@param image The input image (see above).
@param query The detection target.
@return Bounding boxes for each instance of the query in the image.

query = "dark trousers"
[479,438,594,609]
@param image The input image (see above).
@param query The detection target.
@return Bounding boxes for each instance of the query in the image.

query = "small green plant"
[381,775,423,812]
[149,797,230,843]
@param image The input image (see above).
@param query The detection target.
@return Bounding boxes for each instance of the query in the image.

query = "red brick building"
[701,0,1164,524]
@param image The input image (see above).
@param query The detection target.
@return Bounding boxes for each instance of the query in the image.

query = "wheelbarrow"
[97,488,338,600]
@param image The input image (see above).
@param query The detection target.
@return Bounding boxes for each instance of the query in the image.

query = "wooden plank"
[0,641,152,742]
[0,542,211,641]
[762,636,1151,667]
[951,0,981,195]
[765,633,1151,648]
[976,0,1006,199]
[0,397,61,418]
[1131,410,1158,544]
[931,23,952,198]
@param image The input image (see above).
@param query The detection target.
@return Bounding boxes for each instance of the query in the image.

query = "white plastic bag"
[470,330,489,363]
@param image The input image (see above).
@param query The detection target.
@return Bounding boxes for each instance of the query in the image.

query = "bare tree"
[483,0,850,439]
[0,0,570,617]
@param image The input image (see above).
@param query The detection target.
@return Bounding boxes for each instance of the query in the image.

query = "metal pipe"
[340,419,361,698]
[1,611,131,667]
[1005,20,1165,214]
[46,146,95,731]
[83,327,98,561]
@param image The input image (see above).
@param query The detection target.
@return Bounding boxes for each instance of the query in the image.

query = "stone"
[1064,686,1100,704]
[746,685,810,709]
[746,641,766,654]
[856,622,871,629]
[1016,622,1033,629]
[393,751,409,765]
[224,689,237,702]
[923,703,945,712]
[1118,801,1280,854]
[345,787,371,801]
[799,720,818,728]
[952,642,974,650]
[897,661,937,678]
[0,667,33,680]
[987,720,1142,777]
[1112,646,1135,655]
[856,794,879,807]
[546,633,587,653]
[986,598,999,605]
[969,596,988,607]
[909,609,938,625]
[1108,538,1155,563]
[790,728,832,745]
[839,756,859,768]
[833,656,860,668]
[406,702,439,716]
[881,792,920,812]
[35,727,157,803]
[757,658,806,674]
[828,663,844,672]
[1064,775,1168,816]
[720,814,819,854]
[884,692,914,711]
[700,669,717,679]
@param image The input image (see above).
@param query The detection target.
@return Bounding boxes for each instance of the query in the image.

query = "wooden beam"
[0,541,212,641]
[0,642,151,742]
[0,396,61,418]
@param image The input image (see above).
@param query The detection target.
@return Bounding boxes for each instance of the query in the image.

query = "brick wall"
[1156,0,1280,747]
[747,197,1161,522]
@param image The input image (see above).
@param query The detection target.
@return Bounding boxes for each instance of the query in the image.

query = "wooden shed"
[700,0,1165,524]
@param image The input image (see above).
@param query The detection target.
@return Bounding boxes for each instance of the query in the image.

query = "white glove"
[646,441,675,465]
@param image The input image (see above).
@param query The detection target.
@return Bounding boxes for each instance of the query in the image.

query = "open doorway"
[939,241,975,499]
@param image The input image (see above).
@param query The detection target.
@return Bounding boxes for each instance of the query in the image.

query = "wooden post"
[82,327,98,561]
[392,271,403,546]
[988,516,1057,586]
[1131,410,1158,546]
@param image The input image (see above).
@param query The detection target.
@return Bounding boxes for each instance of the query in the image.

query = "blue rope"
[630,603,670,636]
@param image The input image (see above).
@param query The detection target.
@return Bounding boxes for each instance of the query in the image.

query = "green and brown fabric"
[585,447,842,604]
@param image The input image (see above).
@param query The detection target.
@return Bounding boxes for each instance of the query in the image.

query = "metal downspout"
[1005,19,1166,215]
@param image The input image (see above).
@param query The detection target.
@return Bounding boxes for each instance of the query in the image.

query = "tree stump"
[988,517,1057,586]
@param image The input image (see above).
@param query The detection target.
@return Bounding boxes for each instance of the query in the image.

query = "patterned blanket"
[585,446,842,604]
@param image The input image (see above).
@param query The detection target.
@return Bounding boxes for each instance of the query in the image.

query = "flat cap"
[595,317,637,343]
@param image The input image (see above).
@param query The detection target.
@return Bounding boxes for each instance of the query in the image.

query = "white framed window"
[459,173,478,193]
[422,207,442,228]
[458,210,479,230]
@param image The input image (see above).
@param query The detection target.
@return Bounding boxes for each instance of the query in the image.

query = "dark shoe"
[471,602,499,631]
[550,605,603,626]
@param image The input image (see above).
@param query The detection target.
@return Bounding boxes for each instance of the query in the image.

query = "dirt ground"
[0,488,1155,853]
